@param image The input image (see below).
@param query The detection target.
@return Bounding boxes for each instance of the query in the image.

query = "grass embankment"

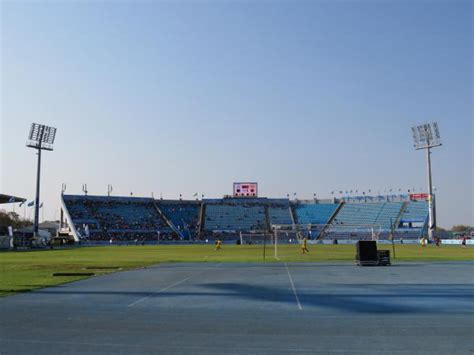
[0,244,472,296]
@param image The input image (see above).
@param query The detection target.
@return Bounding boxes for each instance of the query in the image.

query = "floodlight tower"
[411,122,442,240]
[26,123,57,237]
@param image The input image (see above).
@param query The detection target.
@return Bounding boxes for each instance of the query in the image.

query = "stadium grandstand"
[156,200,200,239]
[59,192,429,244]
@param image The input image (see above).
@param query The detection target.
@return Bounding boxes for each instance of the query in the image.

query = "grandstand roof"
[0,194,26,204]
[62,194,153,203]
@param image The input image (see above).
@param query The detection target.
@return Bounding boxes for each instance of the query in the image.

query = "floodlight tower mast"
[411,122,442,241]
[26,123,57,238]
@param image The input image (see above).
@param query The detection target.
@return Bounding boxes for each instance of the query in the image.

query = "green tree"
[0,210,32,233]
[451,225,471,233]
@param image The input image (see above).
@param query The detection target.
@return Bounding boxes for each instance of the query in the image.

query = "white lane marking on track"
[128,277,192,307]
[128,264,220,307]
[284,262,302,310]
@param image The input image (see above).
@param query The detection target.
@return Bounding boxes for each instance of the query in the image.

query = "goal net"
[271,224,382,260]
[238,231,274,245]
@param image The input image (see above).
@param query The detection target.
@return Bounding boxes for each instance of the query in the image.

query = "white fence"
[441,239,474,245]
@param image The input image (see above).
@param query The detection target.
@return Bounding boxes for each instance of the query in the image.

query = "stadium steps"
[394,201,408,229]
[373,203,385,224]
[318,202,344,240]
[327,202,344,225]
[372,202,402,230]
[264,206,271,231]
[197,202,206,239]
[395,200,429,238]
[289,205,297,226]
[153,201,184,239]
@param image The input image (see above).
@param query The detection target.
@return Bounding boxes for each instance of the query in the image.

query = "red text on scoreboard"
[233,182,258,197]
[409,193,429,201]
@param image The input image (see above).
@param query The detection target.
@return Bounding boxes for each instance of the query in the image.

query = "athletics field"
[1,244,472,296]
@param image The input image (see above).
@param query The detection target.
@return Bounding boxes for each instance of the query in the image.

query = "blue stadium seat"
[396,201,428,238]
[268,206,293,225]
[294,203,338,225]
[63,195,170,241]
[204,203,266,231]
[158,202,200,238]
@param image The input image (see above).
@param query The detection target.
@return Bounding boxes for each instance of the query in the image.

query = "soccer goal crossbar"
[239,231,274,245]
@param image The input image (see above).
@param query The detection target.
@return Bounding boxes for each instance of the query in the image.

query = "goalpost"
[271,223,382,260]
[238,231,275,260]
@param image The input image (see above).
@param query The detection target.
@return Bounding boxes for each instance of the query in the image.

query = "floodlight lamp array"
[411,122,442,150]
[26,123,57,150]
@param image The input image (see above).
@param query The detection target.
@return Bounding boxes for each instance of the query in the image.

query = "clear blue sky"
[1,1,472,228]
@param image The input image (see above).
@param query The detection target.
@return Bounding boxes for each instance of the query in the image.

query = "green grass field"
[0,244,472,296]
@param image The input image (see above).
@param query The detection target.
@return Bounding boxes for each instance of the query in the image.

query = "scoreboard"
[409,193,430,201]
[233,182,258,197]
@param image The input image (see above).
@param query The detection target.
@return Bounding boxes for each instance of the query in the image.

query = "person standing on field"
[420,237,427,247]
[301,237,309,254]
